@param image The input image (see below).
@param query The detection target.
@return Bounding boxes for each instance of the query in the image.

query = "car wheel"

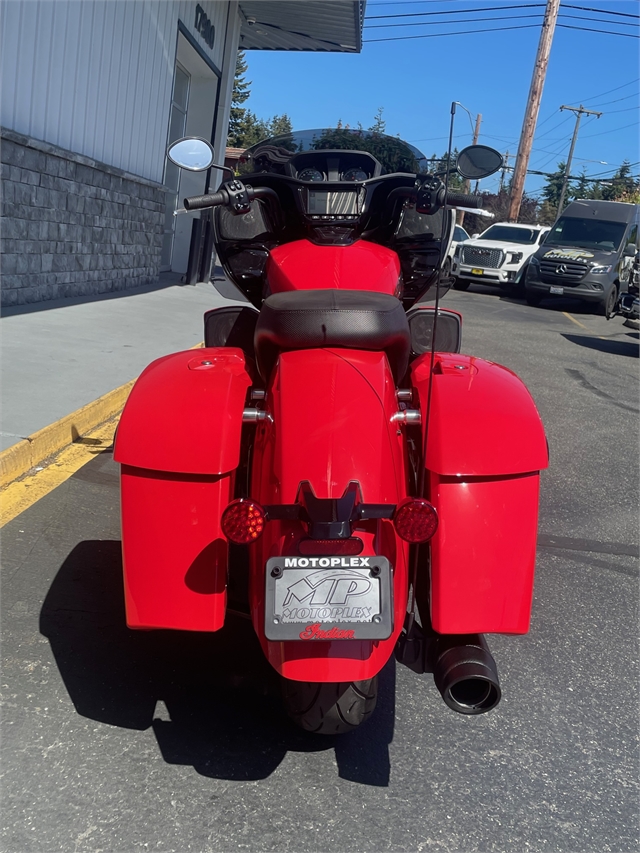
[452,279,470,291]
[525,291,543,307]
[596,285,618,319]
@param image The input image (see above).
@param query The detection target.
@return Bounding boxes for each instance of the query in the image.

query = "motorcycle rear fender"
[411,352,548,634]
[114,348,252,631]
[250,349,410,681]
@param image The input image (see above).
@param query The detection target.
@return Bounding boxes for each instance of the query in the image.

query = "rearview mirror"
[167,137,215,171]
[456,145,503,180]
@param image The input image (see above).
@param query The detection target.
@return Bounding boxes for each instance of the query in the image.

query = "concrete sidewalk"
[1,271,248,453]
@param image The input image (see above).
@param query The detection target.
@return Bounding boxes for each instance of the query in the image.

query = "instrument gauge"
[297,168,325,182]
[342,168,369,182]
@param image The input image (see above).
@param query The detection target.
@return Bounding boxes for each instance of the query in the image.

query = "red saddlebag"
[412,353,548,634]
[114,348,252,631]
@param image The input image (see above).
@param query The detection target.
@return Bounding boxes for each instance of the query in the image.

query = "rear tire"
[452,279,470,291]
[282,677,378,735]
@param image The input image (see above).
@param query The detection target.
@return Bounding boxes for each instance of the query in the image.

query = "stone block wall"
[1,128,166,306]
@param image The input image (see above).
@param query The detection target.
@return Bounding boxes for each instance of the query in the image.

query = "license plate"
[471,268,484,276]
[264,556,393,641]
[550,286,564,295]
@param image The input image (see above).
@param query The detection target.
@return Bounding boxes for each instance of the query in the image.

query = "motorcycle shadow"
[39,540,395,786]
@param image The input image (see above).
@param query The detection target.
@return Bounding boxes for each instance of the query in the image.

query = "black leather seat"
[254,290,411,381]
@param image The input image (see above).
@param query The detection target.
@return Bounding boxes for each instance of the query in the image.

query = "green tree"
[572,170,591,201]
[268,114,293,138]
[227,50,252,147]
[541,161,573,209]
[369,107,386,134]
[602,160,638,201]
[227,52,293,148]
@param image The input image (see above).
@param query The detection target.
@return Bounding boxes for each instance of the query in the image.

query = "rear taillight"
[393,498,438,543]
[298,537,363,556]
[221,499,266,544]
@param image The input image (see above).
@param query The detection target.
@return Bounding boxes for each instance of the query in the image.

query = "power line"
[581,120,640,138]
[562,4,640,19]
[366,12,638,29]
[366,4,545,20]
[365,24,542,42]
[557,23,640,38]
[588,92,640,108]
[364,22,637,43]
[365,13,542,28]
[569,77,640,104]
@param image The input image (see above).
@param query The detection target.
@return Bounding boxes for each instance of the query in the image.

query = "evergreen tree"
[227,51,251,147]
[227,51,294,148]
[369,107,386,134]
[602,161,637,201]
[572,170,591,201]
[269,114,293,138]
[541,161,573,209]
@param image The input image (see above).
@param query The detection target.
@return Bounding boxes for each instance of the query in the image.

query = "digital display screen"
[307,190,358,216]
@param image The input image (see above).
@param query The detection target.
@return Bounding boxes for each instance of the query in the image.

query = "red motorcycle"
[114,129,548,734]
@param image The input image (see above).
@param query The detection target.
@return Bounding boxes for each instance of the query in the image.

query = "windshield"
[241,128,429,175]
[479,225,540,244]
[544,216,626,251]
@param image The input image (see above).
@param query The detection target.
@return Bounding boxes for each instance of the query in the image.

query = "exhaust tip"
[432,636,502,715]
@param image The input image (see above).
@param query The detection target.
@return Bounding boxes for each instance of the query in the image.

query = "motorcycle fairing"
[266,239,401,295]
[249,348,410,681]
[411,352,548,634]
[114,348,252,631]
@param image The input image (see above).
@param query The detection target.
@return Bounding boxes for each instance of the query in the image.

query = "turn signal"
[393,498,438,543]
[221,499,266,544]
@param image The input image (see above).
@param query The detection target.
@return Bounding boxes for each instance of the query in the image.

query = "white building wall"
[1,0,239,183]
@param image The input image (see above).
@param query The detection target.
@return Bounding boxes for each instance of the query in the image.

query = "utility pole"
[499,151,511,193]
[508,0,561,222]
[458,112,482,226]
[556,104,602,214]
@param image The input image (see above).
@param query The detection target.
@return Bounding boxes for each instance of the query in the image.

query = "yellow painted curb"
[0,341,204,492]
[0,380,135,489]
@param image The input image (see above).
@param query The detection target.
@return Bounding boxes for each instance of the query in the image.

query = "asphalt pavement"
[1,284,639,852]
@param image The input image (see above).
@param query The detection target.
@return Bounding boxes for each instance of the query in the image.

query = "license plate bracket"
[264,556,393,641]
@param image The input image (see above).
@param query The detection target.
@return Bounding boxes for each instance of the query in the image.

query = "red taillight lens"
[221,499,266,544]
[393,498,438,543]
[298,538,364,556]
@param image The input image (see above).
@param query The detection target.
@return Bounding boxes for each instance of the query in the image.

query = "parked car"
[452,222,550,292]
[524,200,640,317]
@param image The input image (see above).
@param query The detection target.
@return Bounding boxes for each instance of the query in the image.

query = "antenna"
[416,101,456,501]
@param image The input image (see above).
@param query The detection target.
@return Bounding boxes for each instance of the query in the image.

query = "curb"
[0,380,134,489]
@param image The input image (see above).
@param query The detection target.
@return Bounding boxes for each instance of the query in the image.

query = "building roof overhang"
[238,1,365,52]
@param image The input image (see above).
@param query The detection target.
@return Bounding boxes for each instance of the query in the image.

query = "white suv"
[451,222,550,291]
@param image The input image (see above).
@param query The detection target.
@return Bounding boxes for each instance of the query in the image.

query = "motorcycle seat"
[254,290,411,381]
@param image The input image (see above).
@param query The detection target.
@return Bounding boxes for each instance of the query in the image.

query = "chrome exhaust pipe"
[430,633,501,715]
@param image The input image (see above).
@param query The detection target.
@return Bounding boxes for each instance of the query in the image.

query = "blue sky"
[239,0,639,200]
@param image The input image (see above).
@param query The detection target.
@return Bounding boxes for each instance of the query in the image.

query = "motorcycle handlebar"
[183,190,227,211]
[445,191,483,209]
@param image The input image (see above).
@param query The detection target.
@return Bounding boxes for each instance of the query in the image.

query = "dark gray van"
[524,200,640,316]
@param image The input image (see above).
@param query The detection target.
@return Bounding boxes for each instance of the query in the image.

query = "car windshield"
[479,225,540,244]
[240,128,429,175]
[544,216,626,251]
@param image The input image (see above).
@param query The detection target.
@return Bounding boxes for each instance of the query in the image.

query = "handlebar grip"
[445,191,483,209]
[183,190,227,211]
